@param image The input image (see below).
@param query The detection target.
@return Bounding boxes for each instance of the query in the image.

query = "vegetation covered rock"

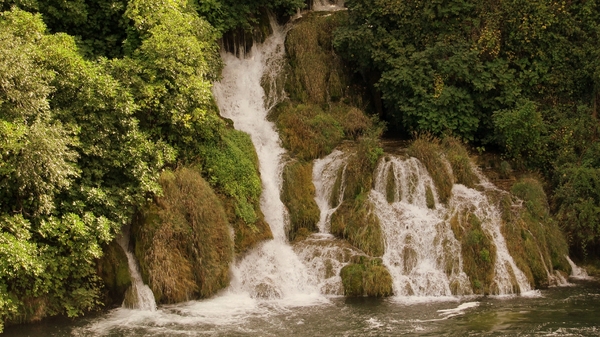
[132,168,233,304]
[282,161,320,241]
[340,256,393,297]
[499,178,570,288]
[96,241,132,308]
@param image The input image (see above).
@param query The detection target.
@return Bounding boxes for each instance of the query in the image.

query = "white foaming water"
[294,234,363,295]
[371,155,532,297]
[566,256,592,280]
[117,228,156,312]
[371,156,471,297]
[312,0,346,11]
[312,149,348,232]
[212,17,322,302]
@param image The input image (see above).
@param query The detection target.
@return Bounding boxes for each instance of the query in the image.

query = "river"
[4,279,599,336]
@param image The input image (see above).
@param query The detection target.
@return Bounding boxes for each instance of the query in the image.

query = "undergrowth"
[198,127,272,253]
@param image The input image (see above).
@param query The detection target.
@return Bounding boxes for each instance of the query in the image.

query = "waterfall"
[370,155,532,297]
[371,156,471,297]
[312,0,346,11]
[312,149,348,233]
[117,227,156,311]
[566,256,591,280]
[213,17,321,301]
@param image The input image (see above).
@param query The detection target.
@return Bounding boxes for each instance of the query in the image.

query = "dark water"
[5,279,599,336]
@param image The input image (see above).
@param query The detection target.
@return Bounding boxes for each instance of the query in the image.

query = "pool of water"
[5,279,599,336]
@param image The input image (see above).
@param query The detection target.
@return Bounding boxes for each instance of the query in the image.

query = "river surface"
[5,279,599,336]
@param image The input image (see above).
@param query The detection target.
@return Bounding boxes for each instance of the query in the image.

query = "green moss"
[425,185,435,209]
[340,257,393,297]
[450,211,497,294]
[386,165,396,203]
[282,161,320,241]
[132,168,233,304]
[198,127,272,253]
[330,196,384,257]
[408,135,453,204]
[499,177,571,287]
[96,240,132,307]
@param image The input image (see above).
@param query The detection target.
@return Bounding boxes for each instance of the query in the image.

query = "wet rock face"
[97,240,132,308]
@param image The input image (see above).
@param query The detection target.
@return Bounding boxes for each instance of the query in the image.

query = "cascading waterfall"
[370,155,533,297]
[213,17,321,301]
[371,156,472,297]
[293,149,358,295]
[312,0,346,11]
[312,149,349,233]
[117,227,156,311]
[566,256,591,280]
[451,183,532,295]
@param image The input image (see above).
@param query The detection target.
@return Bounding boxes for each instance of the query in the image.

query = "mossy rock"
[275,103,344,160]
[198,127,272,253]
[282,160,320,241]
[442,137,479,188]
[330,196,385,257]
[340,257,393,297]
[408,136,453,204]
[285,12,350,105]
[132,168,234,304]
[96,240,132,307]
[450,211,497,294]
[499,177,571,288]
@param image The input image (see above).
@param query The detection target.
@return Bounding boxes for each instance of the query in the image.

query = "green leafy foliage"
[194,0,305,34]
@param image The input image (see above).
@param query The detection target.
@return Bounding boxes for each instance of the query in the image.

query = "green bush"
[553,166,600,258]
[198,127,272,253]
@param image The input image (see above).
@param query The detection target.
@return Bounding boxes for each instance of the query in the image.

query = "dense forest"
[0,0,599,331]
